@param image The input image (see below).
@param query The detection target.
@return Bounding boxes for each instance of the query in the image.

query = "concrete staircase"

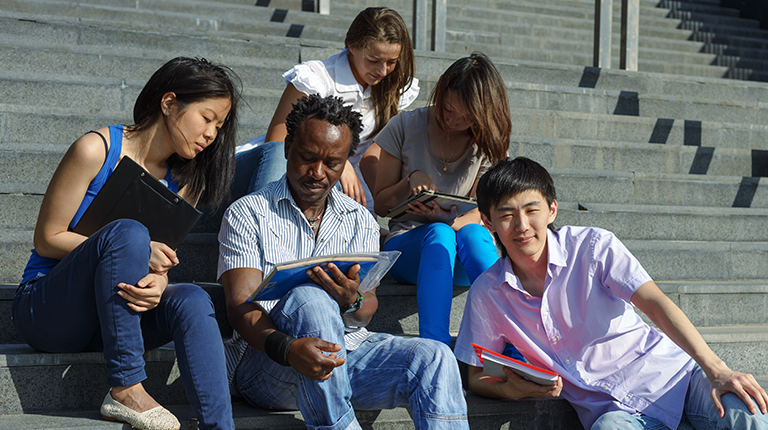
[1,0,767,428]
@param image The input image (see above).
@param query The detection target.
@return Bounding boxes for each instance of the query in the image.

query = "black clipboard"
[72,157,202,249]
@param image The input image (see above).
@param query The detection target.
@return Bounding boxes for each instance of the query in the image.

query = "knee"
[98,219,151,254]
[456,224,490,243]
[591,411,637,430]
[409,339,460,380]
[164,283,215,318]
[421,223,457,249]
[720,393,768,427]
[279,285,341,328]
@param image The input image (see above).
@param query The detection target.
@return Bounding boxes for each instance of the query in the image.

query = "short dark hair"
[477,157,556,257]
[477,157,556,218]
[128,57,242,209]
[285,94,363,157]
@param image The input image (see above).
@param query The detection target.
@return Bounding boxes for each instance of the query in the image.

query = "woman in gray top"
[373,53,511,346]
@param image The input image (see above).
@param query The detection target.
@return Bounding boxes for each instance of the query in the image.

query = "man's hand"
[149,241,178,274]
[709,368,768,417]
[490,367,563,400]
[286,337,346,380]
[117,273,168,312]
[468,364,562,400]
[406,200,458,225]
[306,262,361,309]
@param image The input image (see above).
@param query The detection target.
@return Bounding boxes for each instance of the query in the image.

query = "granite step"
[0,390,580,429]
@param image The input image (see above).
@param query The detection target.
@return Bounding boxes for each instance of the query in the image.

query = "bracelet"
[406,170,418,183]
[264,330,296,367]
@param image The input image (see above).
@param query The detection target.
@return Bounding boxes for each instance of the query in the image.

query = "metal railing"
[594,0,639,70]
[413,0,446,52]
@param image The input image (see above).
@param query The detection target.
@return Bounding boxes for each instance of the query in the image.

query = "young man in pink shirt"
[454,157,768,429]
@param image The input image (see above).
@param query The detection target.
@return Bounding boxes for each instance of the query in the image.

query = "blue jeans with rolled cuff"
[233,284,469,430]
[13,219,233,430]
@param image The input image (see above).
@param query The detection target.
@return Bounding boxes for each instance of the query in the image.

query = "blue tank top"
[21,125,180,283]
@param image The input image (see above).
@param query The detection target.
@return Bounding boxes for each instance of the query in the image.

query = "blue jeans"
[591,365,768,430]
[13,220,233,430]
[232,137,286,200]
[384,223,500,345]
[233,285,469,430]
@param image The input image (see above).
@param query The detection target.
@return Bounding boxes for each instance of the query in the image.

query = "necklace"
[305,205,326,231]
[439,132,457,172]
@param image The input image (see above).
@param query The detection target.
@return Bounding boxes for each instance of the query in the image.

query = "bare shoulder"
[64,127,112,171]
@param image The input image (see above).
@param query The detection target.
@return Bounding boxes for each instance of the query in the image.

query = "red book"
[472,343,559,386]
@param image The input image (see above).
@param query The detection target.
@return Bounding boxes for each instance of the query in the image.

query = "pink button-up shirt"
[454,226,695,429]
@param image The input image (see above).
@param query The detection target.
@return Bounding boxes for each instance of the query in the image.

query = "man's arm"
[467,364,562,400]
[631,281,768,417]
[220,267,345,380]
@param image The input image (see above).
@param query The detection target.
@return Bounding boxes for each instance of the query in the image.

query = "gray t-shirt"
[375,106,490,240]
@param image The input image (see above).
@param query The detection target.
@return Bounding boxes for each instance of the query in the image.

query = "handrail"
[593,0,638,70]
[413,0,446,52]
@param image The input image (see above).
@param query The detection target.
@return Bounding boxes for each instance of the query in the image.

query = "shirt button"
[542,311,549,317]
[583,378,589,383]
[552,337,558,343]
[603,385,609,390]
[565,358,571,364]
[624,396,630,401]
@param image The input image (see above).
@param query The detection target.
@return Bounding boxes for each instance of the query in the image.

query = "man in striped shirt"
[218,94,468,430]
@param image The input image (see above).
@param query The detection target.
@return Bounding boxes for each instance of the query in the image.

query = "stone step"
[0,323,761,418]
[0,396,578,430]
[0,135,758,199]
[3,13,767,106]
[550,170,768,209]
[0,356,579,429]
[511,136,756,177]
[3,66,767,132]
[0,16,301,69]
[556,203,768,242]
[510,107,768,149]
[4,274,768,344]
[445,29,768,73]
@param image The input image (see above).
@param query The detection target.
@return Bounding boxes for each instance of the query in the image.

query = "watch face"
[342,296,363,314]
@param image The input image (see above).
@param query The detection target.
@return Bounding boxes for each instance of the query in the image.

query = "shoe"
[100,390,181,430]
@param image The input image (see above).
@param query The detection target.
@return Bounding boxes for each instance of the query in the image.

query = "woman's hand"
[339,160,366,206]
[407,200,458,225]
[407,170,438,196]
[117,273,168,312]
[149,241,179,275]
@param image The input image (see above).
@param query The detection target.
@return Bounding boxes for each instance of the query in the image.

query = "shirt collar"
[546,228,567,268]
[499,228,567,294]
[275,174,361,219]
[334,49,370,99]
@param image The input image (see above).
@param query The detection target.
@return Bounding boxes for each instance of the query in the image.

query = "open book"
[247,251,401,302]
[472,343,559,386]
[386,190,477,223]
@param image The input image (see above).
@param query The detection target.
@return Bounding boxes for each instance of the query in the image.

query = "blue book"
[247,251,400,302]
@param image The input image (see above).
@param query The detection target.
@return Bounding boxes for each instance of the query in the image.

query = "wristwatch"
[341,290,364,314]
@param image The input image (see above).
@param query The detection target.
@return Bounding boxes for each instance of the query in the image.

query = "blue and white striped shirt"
[218,176,379,380]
